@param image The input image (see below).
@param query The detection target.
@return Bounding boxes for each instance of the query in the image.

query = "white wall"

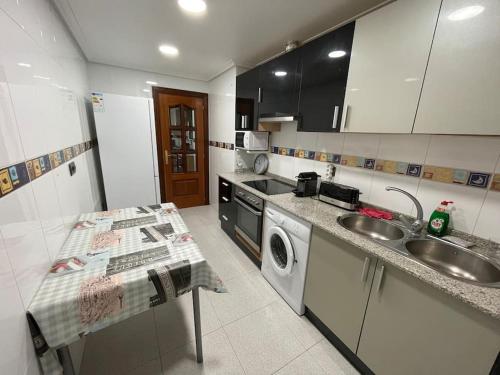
[87,62,209,98]
[0,1,102,374]
[268,128,500,242]
[208,67,237,204]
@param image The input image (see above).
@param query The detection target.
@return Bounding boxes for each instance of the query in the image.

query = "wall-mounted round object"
[254,153,269,175]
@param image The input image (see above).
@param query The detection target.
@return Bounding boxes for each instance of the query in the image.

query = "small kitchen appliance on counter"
[318,181,359,210]
[293,172,320,197]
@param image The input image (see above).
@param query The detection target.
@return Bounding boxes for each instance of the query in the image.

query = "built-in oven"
[234,185,264,262]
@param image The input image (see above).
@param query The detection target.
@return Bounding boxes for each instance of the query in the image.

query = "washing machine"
[261,203,312,315]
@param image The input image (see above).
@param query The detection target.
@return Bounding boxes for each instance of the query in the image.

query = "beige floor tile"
[207,270,279,325]
[124,359,162,375]
[308,339,359,375]
[223,303,306,375]
[272,299,323,350]
[161,328,244,374]
[80,310,159,375]
[274,351,326,375]
[154,289,221,355]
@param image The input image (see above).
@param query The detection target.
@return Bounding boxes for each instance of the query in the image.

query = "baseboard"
[305,307,374,375]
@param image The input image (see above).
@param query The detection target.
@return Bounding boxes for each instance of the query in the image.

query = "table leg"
[192,286,203,363]
[56,345,75,375]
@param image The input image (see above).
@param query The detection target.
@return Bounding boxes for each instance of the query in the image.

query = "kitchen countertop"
[218,171,500,320]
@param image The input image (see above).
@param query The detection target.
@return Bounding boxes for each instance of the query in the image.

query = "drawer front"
[219,177,232,202]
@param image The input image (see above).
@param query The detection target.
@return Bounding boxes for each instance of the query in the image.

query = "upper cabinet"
[298,22,355,132]
[413,0,500,135]
[235,68,260,130]
[340,0,442,133]
[258,50,301,118]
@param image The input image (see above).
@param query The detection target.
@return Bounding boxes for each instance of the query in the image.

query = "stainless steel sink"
[405,239,500,285]
[338,214,405,241]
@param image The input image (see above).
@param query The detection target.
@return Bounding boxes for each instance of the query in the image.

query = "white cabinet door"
[413,0,500,135]
[341,0,441,133]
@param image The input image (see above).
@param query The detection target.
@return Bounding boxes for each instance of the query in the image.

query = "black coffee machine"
[293,172,320,197]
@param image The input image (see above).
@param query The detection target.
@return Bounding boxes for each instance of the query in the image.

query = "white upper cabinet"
[341,0,441,133]
[413,0,500,135]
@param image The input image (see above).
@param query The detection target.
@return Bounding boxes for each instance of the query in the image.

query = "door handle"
[222,196,229,202]
[341,105,350,131]
[235,197,262,216]
[164,150,171,164]
[221,214,228,221]
[332,106,339,129]
[376,265,385,294]
[361,256,370,283]
[222,182,229,187]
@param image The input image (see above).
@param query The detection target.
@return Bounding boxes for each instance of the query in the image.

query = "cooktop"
[242,179,295,195]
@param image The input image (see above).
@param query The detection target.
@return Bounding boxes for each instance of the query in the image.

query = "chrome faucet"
[385,186,424,236]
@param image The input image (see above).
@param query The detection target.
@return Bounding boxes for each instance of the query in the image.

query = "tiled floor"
[79,204,358,375]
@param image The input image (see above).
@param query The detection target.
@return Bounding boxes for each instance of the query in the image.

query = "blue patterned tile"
[467,172,490,188]
[406,164,422,177]
[364,159,375,169]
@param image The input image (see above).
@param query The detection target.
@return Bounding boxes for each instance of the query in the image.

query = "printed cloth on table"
[26,203,225,374]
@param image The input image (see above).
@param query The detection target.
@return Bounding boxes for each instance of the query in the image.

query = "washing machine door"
[268,226,295,276]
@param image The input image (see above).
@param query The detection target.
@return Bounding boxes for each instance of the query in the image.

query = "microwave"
[235,131,269,151]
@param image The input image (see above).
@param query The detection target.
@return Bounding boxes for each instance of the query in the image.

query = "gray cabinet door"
[358,262,500,375]
[304,227,377,352]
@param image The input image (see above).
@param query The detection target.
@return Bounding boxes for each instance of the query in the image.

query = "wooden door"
[153,87,208,208]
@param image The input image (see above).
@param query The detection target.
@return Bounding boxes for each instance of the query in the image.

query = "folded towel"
[358,207,393,220]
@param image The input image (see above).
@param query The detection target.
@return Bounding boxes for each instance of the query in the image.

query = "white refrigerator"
[93,93,161,209]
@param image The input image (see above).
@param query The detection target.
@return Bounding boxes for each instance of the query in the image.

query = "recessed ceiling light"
[142,89,151,93]
[159,44,179,57]
[33,75,50,80]
[448,5,484,21]
[17,62,31,68]
[404,77,419,82]
[274,71,287,77]
[146,80,158,85]
[178,0,206,13]
[328,50,346,58]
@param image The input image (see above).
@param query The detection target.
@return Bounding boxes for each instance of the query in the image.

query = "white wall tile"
[342,133,380,157]
[473,191,500,242]
[377,134,430,163]
[315,132,345,154]
[271,125,297,148]
[335,166,373,200]
[0,82,25,167]
[370,173,420,215]
[425,135,500,171]
[416,180,487,233]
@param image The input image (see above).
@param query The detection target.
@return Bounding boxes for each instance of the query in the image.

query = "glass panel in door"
[170,130,182,151]
[183,106,196,127]
[186,130,196,152]
[169,106,181,126]
[186,154,197,172]
[171,154,184,173]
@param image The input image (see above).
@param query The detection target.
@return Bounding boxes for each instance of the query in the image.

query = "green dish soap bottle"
[427,201,453,237]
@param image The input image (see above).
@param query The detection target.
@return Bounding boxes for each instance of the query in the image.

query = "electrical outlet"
[69,162,76,176]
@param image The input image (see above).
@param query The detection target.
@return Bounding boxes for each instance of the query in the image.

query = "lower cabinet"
[357,261,500,375]
[305,226,500,374]
[304,227,377,352]
[218,177,236,239]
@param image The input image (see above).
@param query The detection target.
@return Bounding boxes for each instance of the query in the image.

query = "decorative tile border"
[209,140,234,150]
[0,140,97,200]
[271,145,496,191]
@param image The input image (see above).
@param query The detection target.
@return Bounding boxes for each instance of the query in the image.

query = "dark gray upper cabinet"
[298,22,355,132]
[257,49,301,119]
[235,68,260,130]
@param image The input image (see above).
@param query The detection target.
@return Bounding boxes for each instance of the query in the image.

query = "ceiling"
[54,0,388,81]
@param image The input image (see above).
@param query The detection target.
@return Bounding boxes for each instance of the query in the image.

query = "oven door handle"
[234,197,262,216]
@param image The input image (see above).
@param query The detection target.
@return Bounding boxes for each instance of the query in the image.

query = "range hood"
[259,113,301,123]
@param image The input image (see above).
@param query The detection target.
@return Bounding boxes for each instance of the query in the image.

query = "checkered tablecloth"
[27,203,225,375]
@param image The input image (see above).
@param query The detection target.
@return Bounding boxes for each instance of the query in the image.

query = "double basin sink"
[338,214,500,288]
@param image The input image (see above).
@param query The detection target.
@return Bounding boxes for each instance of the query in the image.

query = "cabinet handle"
[222,182,229,187]
[222,196,229,202]
[361,257,370,283]
[341,105,350,131]
[258,87,262,103]
[222,214,228,221]
[376,265,385,294]
[332,106,339,129]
